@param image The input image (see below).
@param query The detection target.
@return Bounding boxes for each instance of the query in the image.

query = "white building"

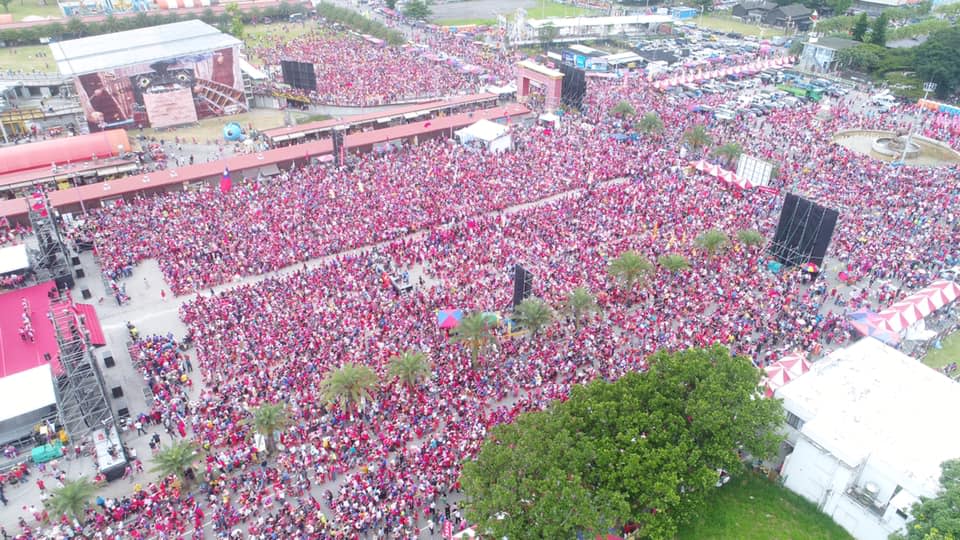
[776,338,960,540]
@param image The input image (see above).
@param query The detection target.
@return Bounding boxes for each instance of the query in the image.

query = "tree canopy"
[403,0,431,20]
[896,459,960,540]
[461,346,784,540]
[869,11,888,46]
[914,26,960,98]
[851,12,869,41]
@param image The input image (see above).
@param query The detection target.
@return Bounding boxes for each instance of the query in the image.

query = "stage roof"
[50,20,242,77]
[0,364,56,423]
[0,281,62,378]
[0,244,29,275]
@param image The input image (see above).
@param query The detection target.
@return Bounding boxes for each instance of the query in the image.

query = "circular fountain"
[833,128,960,167]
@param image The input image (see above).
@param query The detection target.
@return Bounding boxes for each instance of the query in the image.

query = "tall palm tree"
[245,403,289,455]
[319,362,379,412]
[683,125,713,156]
[388,349,431,388]
[513,297,554,338]
[45,477,98,523]
[712,141,743,166]
[736,229,765,248]
[151,441,201,490]
[563,287,600,330]
[695,229,730,257]
[610,100,636,118]
[451,312,493,367]
[637,112,664,135]
[658,253,690,273]
[607,250,654,299]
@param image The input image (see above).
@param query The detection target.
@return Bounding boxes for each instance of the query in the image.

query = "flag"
[220,166,232,193]
[423,121,432,128]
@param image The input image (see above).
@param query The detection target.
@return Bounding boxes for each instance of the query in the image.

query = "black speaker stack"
[280,60,317,91]
[769,193,839,269]
[332,126,347,167]
[511,264,534,309]
[558,64,586,109]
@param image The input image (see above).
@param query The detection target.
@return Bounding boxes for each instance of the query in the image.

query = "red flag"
[423,122,432,128]
[219,166,232,193]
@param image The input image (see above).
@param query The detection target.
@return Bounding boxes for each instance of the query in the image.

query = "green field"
[435,1,596,27]
[688,14,786,38]
[2,45,55,72]
[677,474,852,540]
[923,329,960,371]
[0,1,63,22]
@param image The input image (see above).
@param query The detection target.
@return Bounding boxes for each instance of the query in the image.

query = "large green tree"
[151,441,202,490]
[869,11,888,46]
[712,142,743,166]
[610,100,637,118]
[404,0,431,20]
[513,297,554,338]
[897,459,960,540]
[607,250,654,299]
[736,229,765,248]
[563,287,600,329]
[245,403,289,455]
[387,349,431,388]
[851,12,869,41]
[914,26,960,98]
[683,125,713,156]
[637,112,664,136]
[461,346,784,539]
[45,477,98,523]
[451,312,493,367]
[695,229,730,257]
[319,362,379,412]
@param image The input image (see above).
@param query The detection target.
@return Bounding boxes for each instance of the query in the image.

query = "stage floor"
[0,281,107,378]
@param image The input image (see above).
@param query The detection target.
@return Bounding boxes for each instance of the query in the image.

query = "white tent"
[0,244,29,275]
[455,119,512,153]
[0,364,56,424]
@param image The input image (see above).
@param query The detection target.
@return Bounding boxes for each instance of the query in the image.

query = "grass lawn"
[677,474,852,540]
[2,44,56,72]
[435,1,596,26]
[691,14,786,38]
[0,0,63,22]
[923,329,960,371]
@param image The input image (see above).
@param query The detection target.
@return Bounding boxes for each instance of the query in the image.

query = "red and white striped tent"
[777,351,811,378]
[690,160,755,190]
[877,280,960,333]
[762,364,792,398]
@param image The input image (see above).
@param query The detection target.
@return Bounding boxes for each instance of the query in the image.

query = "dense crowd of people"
[247,26,513,107]
[8,30,960,540]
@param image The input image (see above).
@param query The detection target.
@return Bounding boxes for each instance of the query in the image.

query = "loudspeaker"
[512,264,534,308]
[111,386,124,399]
[81,288,92,299]
[103,355,115,368]
[55,273,75,290]
[75,268,85,278]
[769,193,839,268]
[71,256,81,266]
[116,407,130,420]
[280,60,317,91]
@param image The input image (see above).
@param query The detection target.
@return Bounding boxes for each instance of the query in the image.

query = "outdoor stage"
[0,281,106,379]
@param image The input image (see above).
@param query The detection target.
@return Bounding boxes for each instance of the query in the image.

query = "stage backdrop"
[75,46,247,132]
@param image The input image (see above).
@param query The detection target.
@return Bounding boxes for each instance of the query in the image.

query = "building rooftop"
[777,338,960,496]
[805,36,861,50]
[50,20,242,77]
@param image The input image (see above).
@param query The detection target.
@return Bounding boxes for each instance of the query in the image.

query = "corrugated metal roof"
[50,20,241,76]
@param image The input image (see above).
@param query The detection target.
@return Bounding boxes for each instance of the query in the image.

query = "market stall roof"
[877,279,960,333]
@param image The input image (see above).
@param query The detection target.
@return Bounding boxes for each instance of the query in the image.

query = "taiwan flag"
[220,166,232,193]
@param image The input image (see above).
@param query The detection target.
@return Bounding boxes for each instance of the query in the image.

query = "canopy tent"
[877,280,960,333]
[777,351,811,378]
[455,119,512,153]
[848,309,901,345]
[0,244,29,275]
[437,309,464,329]
[689,160,755,190]
[761,350,813,397]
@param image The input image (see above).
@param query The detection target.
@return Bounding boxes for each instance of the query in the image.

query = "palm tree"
[683,125,713,156]
[607,250,654,299]
[637,112,664,135]
[245,403,289,455]
[610,100,636,118]
[563,287,600,329]
[658,253,690,273]
[695,229,730,257]
[151,441,201,490]
[712,141,743,166]
[45,477,98,523]
[319,363,379,412]
[388,349,431,388]
[736,229,765,248]
[513,297,554,338]
[451,312,493,367]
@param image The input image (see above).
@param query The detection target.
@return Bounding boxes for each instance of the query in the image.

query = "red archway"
[516,60,564,111]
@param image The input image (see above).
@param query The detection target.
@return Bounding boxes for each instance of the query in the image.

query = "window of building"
[786,411,805,430]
